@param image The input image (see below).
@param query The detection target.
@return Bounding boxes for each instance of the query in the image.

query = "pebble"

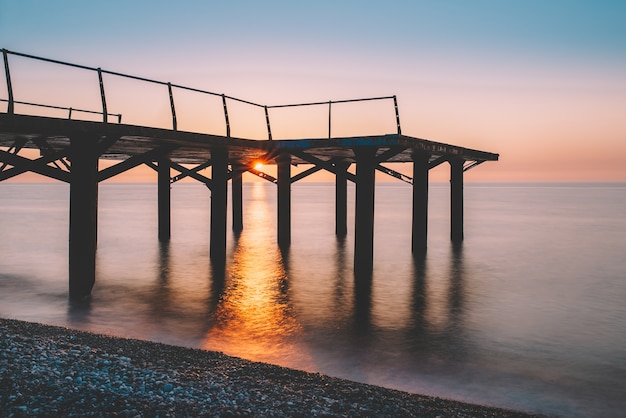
[0,318,542,417]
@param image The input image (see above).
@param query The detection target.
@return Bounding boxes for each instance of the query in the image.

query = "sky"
[1,0,625,182]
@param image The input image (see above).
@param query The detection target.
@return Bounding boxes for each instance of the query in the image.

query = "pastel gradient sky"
[1,0,625,182]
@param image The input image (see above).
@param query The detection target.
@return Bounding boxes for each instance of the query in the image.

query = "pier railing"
[1,48,401,139]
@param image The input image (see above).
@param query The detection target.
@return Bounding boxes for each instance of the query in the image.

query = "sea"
[1,181,625,417]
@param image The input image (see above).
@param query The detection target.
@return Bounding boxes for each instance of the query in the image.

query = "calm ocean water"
[1,182,625,417]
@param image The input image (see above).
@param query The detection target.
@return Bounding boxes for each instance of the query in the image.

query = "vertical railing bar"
[97,68,108,123]
[168,82,177,131]
[264,105,272,140]
[2,49,15,115]
[68,107,73,120]
[222,94,231,137]
[393,95,401,135]
[117,114,122,123]
[328,100,332,139]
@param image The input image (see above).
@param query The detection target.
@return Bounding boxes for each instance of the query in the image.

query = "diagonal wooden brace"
[0,148,70,182]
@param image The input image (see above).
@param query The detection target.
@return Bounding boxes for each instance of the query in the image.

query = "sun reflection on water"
[201,183,313,368]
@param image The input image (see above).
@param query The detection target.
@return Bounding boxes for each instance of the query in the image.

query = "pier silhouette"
[0,48,498,300]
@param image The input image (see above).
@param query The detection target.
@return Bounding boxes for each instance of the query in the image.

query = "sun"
[254,161,264,170]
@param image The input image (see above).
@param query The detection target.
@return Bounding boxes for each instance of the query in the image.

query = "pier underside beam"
[277,153,291,246]
[375,164,412,184]
[291,165,323,183]
[68,134,99,300]
[248,167,277,183]
[158,157,171,241]
[0,147,70,182]
[450,158,464,242]
[210,148,228,260]
[0,138,28,168]
[353,147,377,277]
[290,151,357,183]
[99,147,173,182]
[412,152,430,254]
[170,160,212,184]
[169,161,213,189]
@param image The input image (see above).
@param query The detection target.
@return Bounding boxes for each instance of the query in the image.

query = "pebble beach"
[1,318,541,417]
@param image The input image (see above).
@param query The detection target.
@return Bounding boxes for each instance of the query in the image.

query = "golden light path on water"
[198,180,460,372]
[201,183,315,369]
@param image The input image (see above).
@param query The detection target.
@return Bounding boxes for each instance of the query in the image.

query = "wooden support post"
[231,163,244,233]
[69,135,99,300]
[450,158,464,242]
[412,152,429,254]
[210,148,228,260]
[335,161,350,237]
[353,147,377,277]
[277,153,291,246]
[158,157,171,241]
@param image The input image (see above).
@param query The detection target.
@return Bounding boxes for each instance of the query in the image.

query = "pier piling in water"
[68,135,99,300]
[210,148,228,261]
[450,158,465,243]
[412,151,430,254]
[335,161,350,237]
[353,147,377,277]
[158,157,171,241]
[231,163,244,233]
[277,153,292,247]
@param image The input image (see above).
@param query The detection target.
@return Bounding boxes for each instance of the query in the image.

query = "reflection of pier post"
[444,242,467,358]
[353,147,377,276]
[450,159,464,242]
[231,162,244,233]
[152,241,172,314]
[210,148,228,260]
[69,135,99,300]
[158,157,171,241]
[410,252,428,333]
[353,271,372,335]
[449,242,465,318]
[335,161,350,237]
[412,152,429,253]
[277,153,291,246]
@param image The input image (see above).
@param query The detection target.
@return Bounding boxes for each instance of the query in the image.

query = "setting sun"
[254,162,264,170]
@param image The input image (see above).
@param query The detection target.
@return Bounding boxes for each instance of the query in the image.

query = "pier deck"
[0,113,496,167]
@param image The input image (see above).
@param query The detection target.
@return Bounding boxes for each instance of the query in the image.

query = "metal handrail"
[0,98,122,123]
[267,95,396,109]
[267,95,401,138]
[1,48,402,139]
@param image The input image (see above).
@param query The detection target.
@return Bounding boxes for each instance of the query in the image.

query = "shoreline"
[1,318,542,417]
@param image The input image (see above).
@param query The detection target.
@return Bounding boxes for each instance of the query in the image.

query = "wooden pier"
[0,49,498,300]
